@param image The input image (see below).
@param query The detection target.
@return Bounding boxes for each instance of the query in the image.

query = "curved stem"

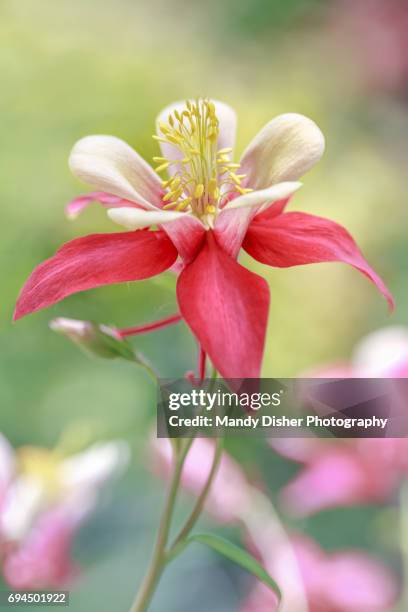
[130,365,219,611]
[130,447,184,612]
[134,351,161,385]
[119,313,182,338]
[169,435,224,555]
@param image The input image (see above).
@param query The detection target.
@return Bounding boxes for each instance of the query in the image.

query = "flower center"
[153,98,251,227]
[18,446,62,499]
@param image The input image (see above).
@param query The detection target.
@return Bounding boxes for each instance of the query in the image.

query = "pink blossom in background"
[151,437,251,523]
[274,327,408,516]
[0,434,130,588]
[151,436,397,611]
[275,437,408,517]
[2,503,85,589]
[242,534,398,612]
[350,327,408,378]
[151,436,309,611]
[332,0,408,94]
[313,327,408,379]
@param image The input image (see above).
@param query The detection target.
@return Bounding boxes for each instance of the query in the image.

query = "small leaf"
[187,533,281,604]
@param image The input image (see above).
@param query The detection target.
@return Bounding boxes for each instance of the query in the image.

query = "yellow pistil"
[152,98,252,227]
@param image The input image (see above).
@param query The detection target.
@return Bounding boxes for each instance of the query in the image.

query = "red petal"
[244,211,394,310]
[251,197,291,223]
[14,230,178,320]
[214,197,291,259]
[65,191,140,218]
[162,216,206,263]
[177,232,270,378]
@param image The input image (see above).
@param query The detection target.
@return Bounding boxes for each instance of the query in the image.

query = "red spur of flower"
[14,99,394,379]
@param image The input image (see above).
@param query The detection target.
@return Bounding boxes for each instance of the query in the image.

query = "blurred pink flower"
[0,434,129,588]
[333,0,408,94]
[313,326,408,378]
[151,437,251,523]
[2,503,84,589]
[151,436,309,611]
[275,437,408,516]
[151,436,398,611]
[242,533,398,612]
[274,327,408,516]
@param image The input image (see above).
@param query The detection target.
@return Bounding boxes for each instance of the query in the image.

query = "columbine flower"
[242,533,398,612]
[14,99,393,378]
[273,436,408,517]
[0,433,129,588]
[333,0,408,94]
[271,326,408,516]
[302,325,408,379]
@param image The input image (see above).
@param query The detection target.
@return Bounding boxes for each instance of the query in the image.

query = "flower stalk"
[119,313,182,338]
[130,443,186,612]
[131,369,222,612]
[169,435,224,554]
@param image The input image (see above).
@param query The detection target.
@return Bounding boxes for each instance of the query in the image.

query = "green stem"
[130,447,184,612]
[167,365,221,555]
[130,365,219,611]
[134,350,160,384]
[168,435,224,556]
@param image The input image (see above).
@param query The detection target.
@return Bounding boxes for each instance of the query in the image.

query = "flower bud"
[49,317,135,361]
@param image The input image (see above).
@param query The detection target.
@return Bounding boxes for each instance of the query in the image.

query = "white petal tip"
[288,181,303,192]
[272,113,326,156]
[107,207,187,230]
[240,113,325,188]
[65,210,79,220]
[224,181,303,211]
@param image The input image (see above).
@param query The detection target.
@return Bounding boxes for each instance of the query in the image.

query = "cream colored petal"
[1,477,44,541]
[107,206,190,230]
[0,434,15,489]
[60,441,130,491]
[222,181,302,212]
[69,135,163,209]
[240,113,325,190]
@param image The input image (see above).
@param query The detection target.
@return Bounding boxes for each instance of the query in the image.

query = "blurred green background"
[1,0,407,609]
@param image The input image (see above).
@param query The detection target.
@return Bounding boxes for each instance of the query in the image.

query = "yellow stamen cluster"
[18,446,62,499]
[152,98,252,227]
